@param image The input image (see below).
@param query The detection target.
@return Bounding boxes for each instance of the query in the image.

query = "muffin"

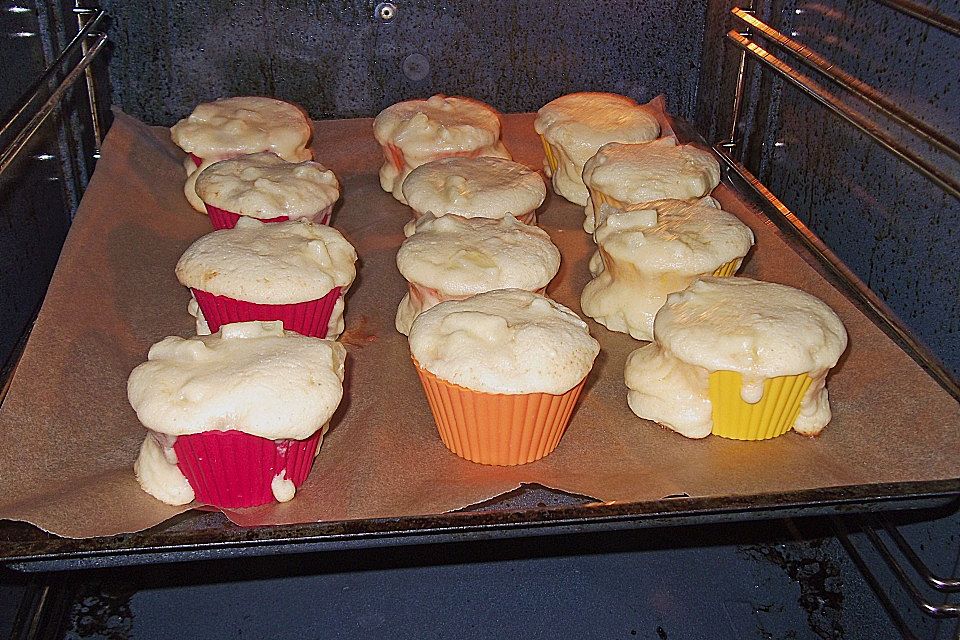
[175,218,357,339]
[395,213,561,334]
[128,320,346,507]
[400,156,546,236]
[170,97,313,212]
[581,137,721,233]
[373,95,511,203]
[624,277,848,440]
[581,200,754,341]
[533,93,660,207]
[195,152,340,230]
[409,289,600,465]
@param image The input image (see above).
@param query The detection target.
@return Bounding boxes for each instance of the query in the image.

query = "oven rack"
[0,4,957,635]
[720,1,960,632]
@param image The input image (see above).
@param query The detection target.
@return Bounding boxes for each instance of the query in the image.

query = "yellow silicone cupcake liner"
[588,189,627,211]
[709,370,813,440]
[711,257,743,277]
[414,358,586,466]
[539,135,559,175]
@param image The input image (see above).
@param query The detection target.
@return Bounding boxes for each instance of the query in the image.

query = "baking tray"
[0,112,957,572]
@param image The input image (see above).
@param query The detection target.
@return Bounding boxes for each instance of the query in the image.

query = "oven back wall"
[100,0,707,124]
[702,0,960,378]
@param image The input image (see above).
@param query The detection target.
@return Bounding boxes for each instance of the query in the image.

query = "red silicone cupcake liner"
[190,153,203,168]
[314,205,332,226]
[191,286,342,338]
[205,204,289,230]
[204,204,332,230]
[172,429,322,508]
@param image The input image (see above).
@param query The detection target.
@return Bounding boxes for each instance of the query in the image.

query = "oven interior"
[0,1,957,637]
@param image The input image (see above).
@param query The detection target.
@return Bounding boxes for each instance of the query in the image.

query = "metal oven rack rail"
[719,2,960,634]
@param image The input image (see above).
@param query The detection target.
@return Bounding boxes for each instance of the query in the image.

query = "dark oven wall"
[697,0,960,379]
[0,0,99,372]
[100,0,708,124]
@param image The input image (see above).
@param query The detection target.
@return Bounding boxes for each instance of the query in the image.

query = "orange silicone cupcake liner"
[413,358,586,466]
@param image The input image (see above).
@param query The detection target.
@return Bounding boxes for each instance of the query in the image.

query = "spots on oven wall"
[62,578,135,640]
[739,536,846,640]
[368,3,464,111]
[101,0,707,124]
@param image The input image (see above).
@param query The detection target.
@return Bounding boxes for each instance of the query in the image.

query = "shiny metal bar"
[731,8,960,163]
[724,4,755,154]
[0,33,107,176]
[0,8,105,143]
[875,516,960,592]
[833,519,923,639]
[726,31,960,200]
[712,144,960,399]
[75,3,105,153]
[871,0,960,37]
[861,523,960,617]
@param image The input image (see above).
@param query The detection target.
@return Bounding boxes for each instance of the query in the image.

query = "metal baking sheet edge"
[1,117,957,572]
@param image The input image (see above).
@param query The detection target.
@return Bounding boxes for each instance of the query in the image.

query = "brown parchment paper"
[0,110,957,539]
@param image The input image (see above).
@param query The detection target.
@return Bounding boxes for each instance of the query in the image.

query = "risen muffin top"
[195,152,339,219]
[409,289,600,395]
[583,137,720,204]
[534,92,661,160]
[653,277,848,377]
[170,96,312,161]
[397,213,560,296]
[594,200,754,274]
[128,321,345,439]
[401,156,545,219]
[175,218,357,304]
[374,95,508,161]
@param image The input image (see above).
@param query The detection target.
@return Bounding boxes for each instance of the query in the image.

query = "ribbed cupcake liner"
[414,359,586,466]
[709,370,814,440]
[588,189,627,230]
[172,429,323,508]
[386,143,406,174]
[589,189,625,212]
[515,210,537,225]
[711,258,742,278]
[410,210,537,227]
[191,286,342,338]
[205,204,289,230]
[539,135,559,175]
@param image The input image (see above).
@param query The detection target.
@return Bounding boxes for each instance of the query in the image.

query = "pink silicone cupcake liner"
[204,204,333,230]
[205,204,289,230]
[191,286,342,338]
[172,429,322,508]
